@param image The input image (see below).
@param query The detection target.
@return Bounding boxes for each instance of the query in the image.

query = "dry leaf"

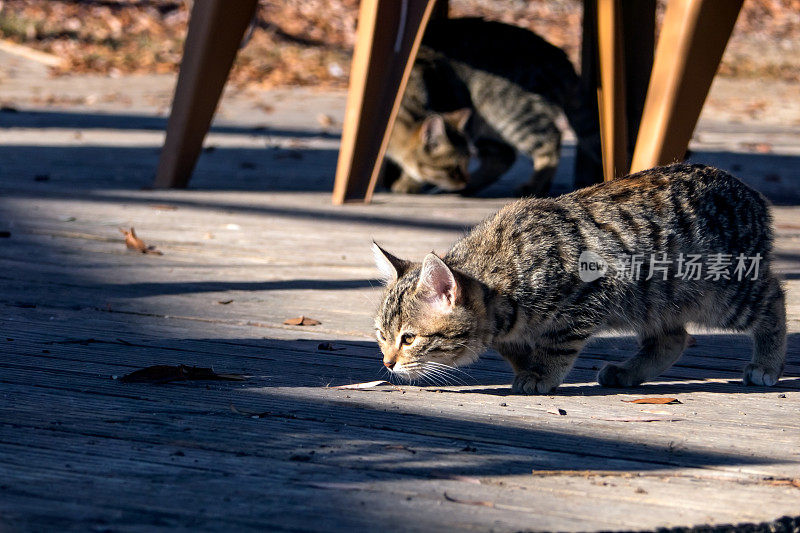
[218,299,234,305]
[741,142,773,153]
[333,380,389,390]
[317,342,345,351]
[766,478,800,489]
[532,469,636,478]
[230,404,272,418]
[384,444,416,454]
[443,492,494,507]
[623,397,682,404]
[120,227,162,255]
[118,364,244,384]
[284,315,321,326]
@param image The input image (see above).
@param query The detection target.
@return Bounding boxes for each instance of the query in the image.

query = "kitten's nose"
[383,361,395,370]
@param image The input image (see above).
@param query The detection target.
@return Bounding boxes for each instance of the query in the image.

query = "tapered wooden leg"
[596,0,628,181]
[630,0,743,173]
[154,0,258,189]
[332,0,439,205]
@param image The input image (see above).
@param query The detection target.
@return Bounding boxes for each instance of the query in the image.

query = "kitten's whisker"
[423,365,460,386]
[421,364,462,387]
[425,361,473,385]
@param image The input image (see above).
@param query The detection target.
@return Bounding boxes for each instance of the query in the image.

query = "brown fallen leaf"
[317,113,335,127]
[283,315,321,326]
[333,380,390,390]
[120,227,163,255]
[317,342,345,351]
[766,478,800,489]
[218,299,234,305]
[623,397,682,404]
[532,469,636,478]
[118,364,244,384]
[230,404,272,418]
[740,142,773,153]
[443,492,494,507]
[384,444,416,454]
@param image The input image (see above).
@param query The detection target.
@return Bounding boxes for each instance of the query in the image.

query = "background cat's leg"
[744,275,786,386]
[518,129,561,197]
[598,326,688,387]
[390,171,426,194]
[460,138,516,195]
[498,333,590,394]
[573,135,604,189]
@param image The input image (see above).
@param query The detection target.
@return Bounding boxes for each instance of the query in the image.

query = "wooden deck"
[2,53,800,531]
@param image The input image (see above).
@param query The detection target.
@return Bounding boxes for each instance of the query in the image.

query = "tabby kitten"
[373,164,786,393]
[385,17,601,196]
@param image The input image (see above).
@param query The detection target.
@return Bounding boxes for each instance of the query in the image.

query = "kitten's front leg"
[460,138,516,195]
[390,172,425,194]
[498,335,589,394]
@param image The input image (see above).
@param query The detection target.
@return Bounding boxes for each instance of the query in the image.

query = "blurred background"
[1,0,798,93]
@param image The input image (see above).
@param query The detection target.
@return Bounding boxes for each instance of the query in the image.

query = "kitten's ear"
[372,242,409,284]
[417,253,459,312]
[420,114,446,152]
[444,108,471,132]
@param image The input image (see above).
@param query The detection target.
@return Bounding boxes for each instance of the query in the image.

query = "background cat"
[384,17,602,196]
[374,164,786,393]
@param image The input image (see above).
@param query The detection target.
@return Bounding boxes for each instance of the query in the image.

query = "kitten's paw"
[597,364,643,388]
[742,364,781,386]
[390,179,424,194]
[512,371,558,395]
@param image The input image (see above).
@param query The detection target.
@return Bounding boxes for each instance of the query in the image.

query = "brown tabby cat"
[385,17,601,196]
[373,164,786,393]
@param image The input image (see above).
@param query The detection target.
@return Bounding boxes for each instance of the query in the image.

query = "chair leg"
[630,0,743,173]
[332,0,439,205]
[596,0,628,181]
[154,0,258,189]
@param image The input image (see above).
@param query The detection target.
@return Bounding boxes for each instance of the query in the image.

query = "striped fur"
[374,164,786,393]
[385,18,601,196]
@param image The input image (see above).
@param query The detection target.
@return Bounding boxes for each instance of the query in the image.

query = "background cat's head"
[396,109,472,191]
[372,243,490,383]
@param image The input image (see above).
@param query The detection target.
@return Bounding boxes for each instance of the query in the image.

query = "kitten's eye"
[400,333,416,346]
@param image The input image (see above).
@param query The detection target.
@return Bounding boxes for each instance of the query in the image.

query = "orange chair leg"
[154,0,258,189]
[596,0,628,181]
[630,0,743,173]
[332,0,439,204]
